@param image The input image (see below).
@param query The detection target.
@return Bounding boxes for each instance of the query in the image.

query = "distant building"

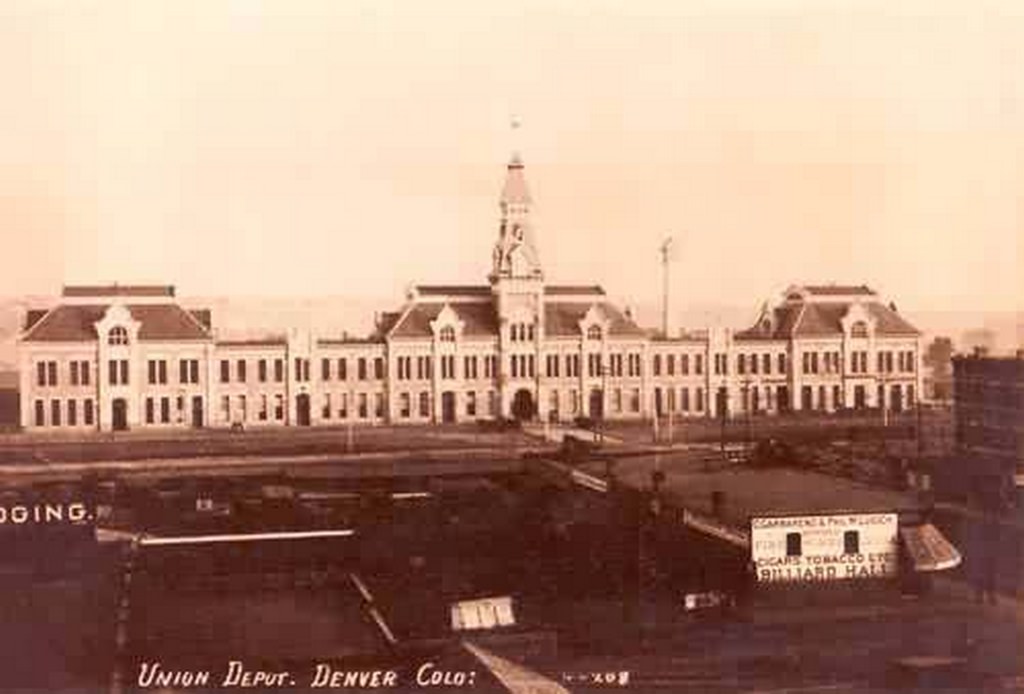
[952,351,1024,507]
[16,154,923,432]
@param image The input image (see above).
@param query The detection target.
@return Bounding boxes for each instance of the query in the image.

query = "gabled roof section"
[544,302,645,338]
[63,284,175,298]
[21,304,212,342]
[736,300,919,339]
[388,301,498,339]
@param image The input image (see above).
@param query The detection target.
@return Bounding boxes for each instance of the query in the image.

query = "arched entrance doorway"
[111,398,128,431]
[441,391,456,423]
[589,388,604,420]
[511,389,535,421]
[296,393,311,426]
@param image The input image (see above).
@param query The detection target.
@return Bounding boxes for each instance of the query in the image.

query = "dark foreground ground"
[2,467,1023,694]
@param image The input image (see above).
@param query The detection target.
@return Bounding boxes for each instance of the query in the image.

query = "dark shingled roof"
[22,304,211,342]
[62,285,176,298]
[802,285,876,297]
[544,302,645,338]
[737,301,919,340]
[415,285,491,297]
[544,285,606,296]
[388,302,499,338]
[215,337,286,347]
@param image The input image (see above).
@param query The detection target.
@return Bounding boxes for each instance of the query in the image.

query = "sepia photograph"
[0,1,1022,692]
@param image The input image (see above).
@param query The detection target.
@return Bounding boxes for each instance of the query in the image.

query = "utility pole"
[660,237,674,338]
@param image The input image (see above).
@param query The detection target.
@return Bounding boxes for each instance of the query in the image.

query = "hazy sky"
[1,0,1021,315]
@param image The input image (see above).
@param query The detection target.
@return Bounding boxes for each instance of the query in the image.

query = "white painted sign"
[750,513,898,583]
[450,596,516,631]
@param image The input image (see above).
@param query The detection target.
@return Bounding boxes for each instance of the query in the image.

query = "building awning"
[900,524,961,572]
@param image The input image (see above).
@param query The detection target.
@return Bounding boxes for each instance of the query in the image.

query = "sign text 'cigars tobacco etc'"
[750,513,899,583]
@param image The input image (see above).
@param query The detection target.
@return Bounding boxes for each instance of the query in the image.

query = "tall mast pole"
[660,237,673,338]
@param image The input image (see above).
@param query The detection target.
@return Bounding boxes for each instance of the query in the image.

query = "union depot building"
[17,155,924,433]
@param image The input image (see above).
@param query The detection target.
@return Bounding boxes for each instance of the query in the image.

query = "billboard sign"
[750,513,898,584]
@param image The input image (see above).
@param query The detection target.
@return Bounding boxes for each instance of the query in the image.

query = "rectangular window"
[778,354,787,374]
[274,359,284,382]
[275,394,284,420]
[158,360,167,384]
[120,360,129,385]
[763,354,771,375]
[680,354,689,375]
[322,393,332,419]
[338,358,347,381]
[811,352,819,374]
[70,361,79,386]
[375,393,385,418]
[737,354,746,375]
[339,393,348,419]
[50,399,61,426]
[630,388,641,413]
[220,360,230,383]
[750,354,759,375]
[37,362,46,387]
[358,358,367,380]
[400,392,411,418]
[81,361,91,386]
[237,360,247,383]
[259,359,268,382]
[358,393,368,419]
[294,358,303,382]
[179,359,188,384]
[419,392,430,417]
[786,532,802,557]
[528,355,535,378]
[696,387,705,412]
[145,397,155,424]
[34,399,44,426]
[833,385,842,410]
[108,359,118,386]
[374,357,385,380]
[148,360,157,384]
[160,397,170,423]
[259,395,268,421]
[681,387,690,412]
[653,354,662,377]
[84,399,94,425]
[190,359,199,384]
[221,395,230,422]
[802,352,810,375]
[67,399,77,426]
[843,530,860,555]
[47,361,57,386]
[695,354,704,375]
[667,354,675,376]
[321,358,331,381]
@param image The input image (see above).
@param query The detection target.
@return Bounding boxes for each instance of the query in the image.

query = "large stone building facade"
[17,155,923,432]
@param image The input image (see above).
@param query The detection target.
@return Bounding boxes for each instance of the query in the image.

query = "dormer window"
[439,326,456,343]
[586,325,602,341]
[108,326,129,346]
[851,321,868,338]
